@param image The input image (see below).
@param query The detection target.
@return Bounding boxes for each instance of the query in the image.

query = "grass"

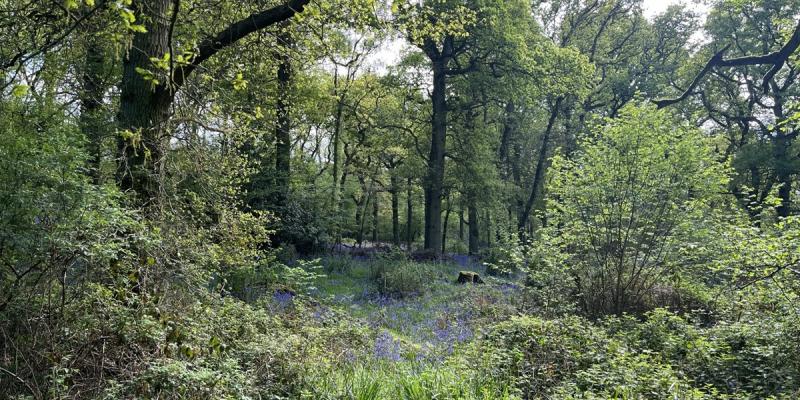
[310,255,522,355]
[258,254,527,398]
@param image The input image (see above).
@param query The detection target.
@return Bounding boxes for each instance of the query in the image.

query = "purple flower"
[272,290,294,310]
[374,330,402,361]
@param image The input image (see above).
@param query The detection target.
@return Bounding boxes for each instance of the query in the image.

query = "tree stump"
[457,271,484,284]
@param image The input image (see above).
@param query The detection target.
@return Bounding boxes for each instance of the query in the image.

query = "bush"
[553,351,713,399]
[476,316,609,398]
[482,232,525,277]
[323,255,358,274]
[372,261,436,297]
[606,309,800,398]
[543,104,730,316]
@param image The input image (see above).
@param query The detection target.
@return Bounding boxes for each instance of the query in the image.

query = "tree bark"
[332,96,345,219]
[274,28,292,205]
[355,195,365,246]
[423,58,447,254]
[519,97,562,231]
[468,200,479,255]
[485,210,491,248]
[80,30,106,183]
[372,189,379,243]
[407,176,413,251]
[498,101,516,178]
[116,0,172,204]
[458,207,464,242]
[441,194,451,254]
[391,174,400,245]
[774,132,794,218]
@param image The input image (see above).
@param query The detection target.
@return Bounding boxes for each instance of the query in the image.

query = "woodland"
[1,0,800,398]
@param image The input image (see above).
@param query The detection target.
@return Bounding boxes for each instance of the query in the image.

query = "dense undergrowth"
[9,249,798,399]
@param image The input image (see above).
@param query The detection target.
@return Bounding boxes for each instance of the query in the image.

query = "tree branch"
[655,20,800,108]
[172,0,310,88]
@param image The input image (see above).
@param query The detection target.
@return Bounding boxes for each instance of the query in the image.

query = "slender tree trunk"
[423,59,447,255]
[407,176,413,251]
[116,0,172,204]
[274,28,292,205]
[485,211,491,247]
[332,103,344,213]
[372,189,379,243]
[80,28,107,183]
[498,101,515,179]
[468,201,479,255]
[441,194,451,254]
[458,208,464,242]
[355,195,364,246]
[774,132,794,218]
[519,97,562,231]
[391,174,400,245]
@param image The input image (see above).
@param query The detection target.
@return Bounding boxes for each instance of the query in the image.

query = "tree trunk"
[468,201,479,255]
[80,26,107,183]
[372,189,379,243]
[391,174,400,245]
[116,0,172,204]
[441,195,451,254]
[498,101,516,179]
[519,97,562,231]
[458,208,464,241]
[407,176,413,251]
[774,132,794,218]
[423,59,447,254]
[355,195,364,246]
[332,96,345,227]
[485,210,491,248]
[274,28,292,205]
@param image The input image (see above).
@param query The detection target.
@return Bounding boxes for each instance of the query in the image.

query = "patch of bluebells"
[361,293,480,362]
[270,290,294,312]
[373,330,402,361]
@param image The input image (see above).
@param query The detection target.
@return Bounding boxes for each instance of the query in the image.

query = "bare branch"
[655,21,800,108]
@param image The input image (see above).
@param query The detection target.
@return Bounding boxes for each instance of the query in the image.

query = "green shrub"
[324,255,358,274]
[606,309,800,398]
[691,318,800,397]
[276,243,298,264]
[553,351,714,399]
[482,232,525,277]
[543,104,730,316]
[372,261,436,297]
[375,246,410,262]
[477,315,609,398]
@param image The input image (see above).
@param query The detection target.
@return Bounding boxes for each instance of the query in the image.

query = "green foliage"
[541,103,731,316]
[305,360,518,400]
[482,231,525,277]
[323,254,359,274]
[478,315,609,398]
[477,310,800,399]
[3,0,800,398]
[372,260,436,297]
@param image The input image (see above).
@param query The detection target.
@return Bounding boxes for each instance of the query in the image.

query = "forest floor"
[307,255,524,363]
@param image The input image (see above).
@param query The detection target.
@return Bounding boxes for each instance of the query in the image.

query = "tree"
[517,0,698,233]
[543,104,729,315]
[655,1,800,218]
[115,0,311,204]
